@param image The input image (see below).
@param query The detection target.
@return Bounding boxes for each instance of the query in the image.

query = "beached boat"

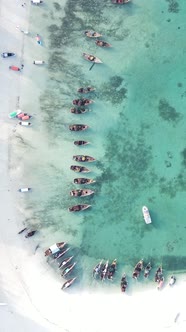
[17,113,32,120]
[100,260,109,281]
[93,260,104,279]
[69,124,89,131]
[73,99,94,106]
[121,273,128,292]
[82,53,102,64]
[169,275,176,286]
[1,52,16,58]
[68,204,91,212]
[19,121,32,126]
[36,34,42,45]
[144,262,152,278]
[8,110,22,119]
[95,40,111,48]
[73,178,96,185]
[61,277,77,290]
[112,0,131,3]
[61,262,77,277]
[18,188,32,192]
[132,259,143,279]
[155,266,163,283]
[73,155,96,162]
[31,0,43,5]
[25,230,37,238]
[74,140,90,146]
[70,189,94,197]
[70,165,90,173]
[44,242,66,257]
[9,66,21,71]
[58,256,74,269]
[107,259,117,280]
[77,87,95,94]
[84,30,102,38]
[70,108,89,114]
[142,206,152,224]
[157,276,164,290]
[33,60,45,65]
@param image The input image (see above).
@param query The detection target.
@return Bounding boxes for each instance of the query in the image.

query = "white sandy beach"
[0,1,186,331]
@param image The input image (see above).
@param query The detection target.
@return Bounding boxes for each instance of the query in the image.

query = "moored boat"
[77,87,95,93]
[52,247,70,261]
[58,256,74,269]
[1,52,16,58]
[68,204,91,212]
[61,262,77,277]
[36,34,42,45]
[144,262,152,278]
[121,273,128,292]
[157,276,164,290]
[142,206,152,224]
[18,187,32,192]
[155,266,163,283]
[19,121,32,126]
[44,242,66,257]
[73,155,96,162]
[100,260,109,281]
[8,109,22,119]
[69,124,89,131]
[169,275,176,286]
[9,66,21,71]
[95,40,111,48]
[73,178,95,185]
[70,108,89,114]
[112,0,130,3]
[72,99,94,106]
[107,259,117,280]
[132,259,143,279]
[70,189,94,197]
[74,140,90,146]
[70,165,90,173]
[17,113,32,120]
[93,260,104,279]
[84,30,102,38]
[61,277,77,290]
[82,53,102,64]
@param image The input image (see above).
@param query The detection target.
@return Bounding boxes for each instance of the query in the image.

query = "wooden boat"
[84,30,102,38]
[25,230,36,238]
[112,0,130,3]
[58,256,74,269]
[155,266,163,283]
[61,277,77,290]
[107,259,117,280]
[70,165,90,173]
[69,124,89,131]
[82,53,102,64]
[18,187,31,192]
[61,262,77,277]
[100,260,109,281]
[74,178,96,185]
[68,204,91,212]
[70,108,89,114]
[132,259,143,279]
[121,273,128,292]
[70,189,94,197]
[19,121,32,126]
[52,247,70,261]
[95,40,111,48]
[142,206,152,224]
[93,260,104,279]
[73,155,96,162]
[77,87,95,94]
[74,140,90,146]
[157,276,164,290]
[44,242,66,257]
[144,262,151,278]
[169,275,176,286]
[72,99,94,106]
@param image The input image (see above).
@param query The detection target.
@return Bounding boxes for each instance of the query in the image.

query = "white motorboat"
[142,206,152,224]
[18,188,32,192]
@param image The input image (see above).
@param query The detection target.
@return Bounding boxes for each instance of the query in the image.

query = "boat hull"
[142,206,152,224]
[82,53,102,64]
[84,31,102,38]
[68,204,91,212]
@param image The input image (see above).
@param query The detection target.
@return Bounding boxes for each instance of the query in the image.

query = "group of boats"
[44,242,77,290]
[93,259,117,281]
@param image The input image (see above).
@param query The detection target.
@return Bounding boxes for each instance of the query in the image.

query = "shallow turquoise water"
[11,0,186,290]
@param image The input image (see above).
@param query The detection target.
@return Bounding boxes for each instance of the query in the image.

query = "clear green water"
[11,0,186,290]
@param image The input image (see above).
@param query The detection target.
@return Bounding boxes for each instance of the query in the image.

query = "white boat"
[142,206,152,224]
[18,188,32,192]
[19,121,32,126]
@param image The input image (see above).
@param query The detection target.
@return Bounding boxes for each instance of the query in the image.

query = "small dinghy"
[155,266,164,289]
[17,113,32,121]
[61,262,77,277]
[112,0,130,3]
[9,66,21,71]
[70,165,90,173]
[77,87,95,94]
[84,30,102,38]
[1,52,16,58]
[73,155,96,162]
[73,178,96,185]
[61,277,77,290]
[25,230,37,238]
[144,262,152,278]
[68,204,91,212]
[18,187,32,192]
[36,34,42,45]
[31,0,43,4]
[74,140,90,146]
[95,40,111,47]
[19,121,32,126]
[8,109,22,119]
[142,206,152,224]
[70,108,89,114]
[45,242,66,256]
[82,53,102,64]
[72,99,94,106]
[70,189,94,197]
[69,124,89,131]
[121,274,128,292]
[169,275,176,286]
[33,60,45,65]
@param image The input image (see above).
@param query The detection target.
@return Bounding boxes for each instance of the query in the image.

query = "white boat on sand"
[142,206,152,224]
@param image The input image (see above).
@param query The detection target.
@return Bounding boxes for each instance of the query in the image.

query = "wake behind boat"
[61,277,77,290]
[84,30,102,38]
[70,189,94,197]
[73,178,96,185]
[70,165,90,173]
[82,53,102,64]
[73,155,96,162]
[74,140,90,146]
[142,206,152,224]
[69,124,89,131]
[68,204,91,212]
